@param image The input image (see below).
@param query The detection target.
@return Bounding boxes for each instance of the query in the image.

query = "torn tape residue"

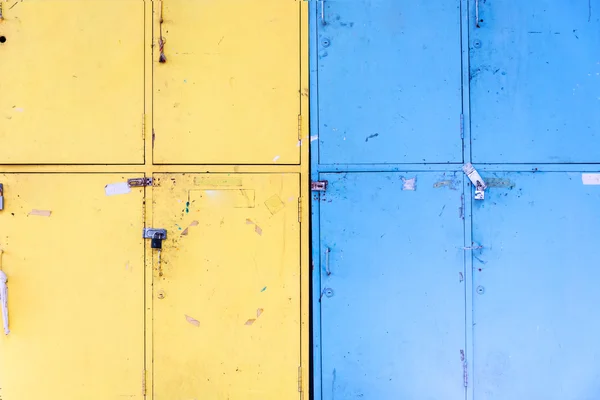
[402,177,416,191]
[28,209,51,217]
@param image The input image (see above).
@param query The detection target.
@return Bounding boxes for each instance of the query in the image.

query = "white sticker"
[582,173,600,185]
[105,182,131,196]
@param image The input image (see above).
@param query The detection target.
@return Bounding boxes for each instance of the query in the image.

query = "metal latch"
[143,228,167,249]
[128,178,153,187]
[311,181,328,191]
[0,184,4,211]
[462,163,487,200]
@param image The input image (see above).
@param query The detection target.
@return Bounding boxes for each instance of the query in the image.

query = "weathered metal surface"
[470,0,600,163]
[151,173,301,399]
[316,1,462,164]
[318,172,465,399]
[472,172,600,398]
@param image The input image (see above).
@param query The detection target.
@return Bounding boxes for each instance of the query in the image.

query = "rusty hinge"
[297,197,302,223]
[141,369,146,396]
[0,3,4,20]
[128,177,153,187]
[297,366,302,393]
[311,181,327,192]
[141,113,146,140]
[297,114,303,140]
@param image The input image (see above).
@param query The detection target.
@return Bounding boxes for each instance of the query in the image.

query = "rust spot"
[245,319,256,326]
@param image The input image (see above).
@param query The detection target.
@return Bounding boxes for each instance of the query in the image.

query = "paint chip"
[264,194,285,215]
[245,319,256,326]
[28,209,51,217]
[180,220,200,236]
[273,155,280,162]
[246,219,263,235]
[310,135,318,142]
[257,308,264,317]
[105,182,131,196]
[402,177,416,191]
[185,315,200,327]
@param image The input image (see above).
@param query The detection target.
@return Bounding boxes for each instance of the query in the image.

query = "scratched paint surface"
[472,172,600,398]
[318,172,465,399]
[0,174,144,399]
[151,173,300,399]
[0,1,144,164]
[153,0,301,164]
[317,1,462,164]
[470,0,600,163]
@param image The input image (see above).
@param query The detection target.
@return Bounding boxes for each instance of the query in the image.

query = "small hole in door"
[0,36,6,44]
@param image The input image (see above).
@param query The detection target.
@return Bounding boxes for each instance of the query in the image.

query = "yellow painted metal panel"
[153,1,300,165]
[152,173,300,399]
[0,1,145,164]
[0,174,144,399]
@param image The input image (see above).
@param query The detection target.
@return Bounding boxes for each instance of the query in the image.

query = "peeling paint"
[185,315,200,327]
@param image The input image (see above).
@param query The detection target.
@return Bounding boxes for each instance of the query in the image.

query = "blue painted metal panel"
[470,0,600,163]
[318,172,466,399]
[472,171,600,398]
[317,1,463,164]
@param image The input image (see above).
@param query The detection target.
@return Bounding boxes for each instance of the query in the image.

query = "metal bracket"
[128,178,153,188]
[311,181,328,191]
[462,163,486,200]
[143,228,166,240]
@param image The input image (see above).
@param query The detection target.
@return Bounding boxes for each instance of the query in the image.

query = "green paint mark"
[175,224,182,231]
[261,287,267,292]
[185,201,190,213]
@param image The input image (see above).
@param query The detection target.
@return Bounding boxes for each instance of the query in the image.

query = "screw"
[476,286,485,295]
[157,290,165,299]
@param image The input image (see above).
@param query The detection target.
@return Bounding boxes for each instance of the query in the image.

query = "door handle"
[0,269,9,335]
[325,247,331,276]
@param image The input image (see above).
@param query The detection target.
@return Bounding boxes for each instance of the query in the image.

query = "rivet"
[321,38,331,48]
[473,39,482,49]
[324,288,334,298]
[157,290,166,299]
[476,286,485,295]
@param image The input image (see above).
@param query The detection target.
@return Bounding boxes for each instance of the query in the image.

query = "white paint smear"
[582,173,600,185]
[105,182,131,196]
[273,155,280,162]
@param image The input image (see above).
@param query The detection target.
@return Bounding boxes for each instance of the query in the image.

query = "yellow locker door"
[0,174,145,399]
[152,173,301,399]
[0,1,145,164]
[153,1,301,165]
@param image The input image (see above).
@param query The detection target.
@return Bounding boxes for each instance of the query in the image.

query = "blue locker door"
[470,0,600,163]
[317,1,462,164]
[318,172,465,399]
[472,172,600,398]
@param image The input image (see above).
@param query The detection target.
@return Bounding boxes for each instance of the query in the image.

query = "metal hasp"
[143,228,167,249]
[311,181,328,192]
[0,183,4,211]
[128,177,153,187]
[462,163,486,200]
